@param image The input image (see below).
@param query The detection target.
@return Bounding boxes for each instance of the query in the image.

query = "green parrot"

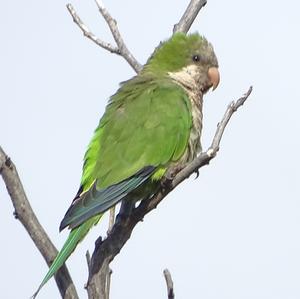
[33,32,219,297]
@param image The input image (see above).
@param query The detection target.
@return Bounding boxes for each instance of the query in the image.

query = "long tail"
[32,214,101,298]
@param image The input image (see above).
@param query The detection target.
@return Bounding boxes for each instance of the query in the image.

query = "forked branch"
[66,0,208,73]
[86,86,253,297]
[66,2,142,73]
[0,1,252,298]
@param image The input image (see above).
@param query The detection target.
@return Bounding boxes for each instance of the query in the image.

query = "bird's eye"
[192,54,201,62]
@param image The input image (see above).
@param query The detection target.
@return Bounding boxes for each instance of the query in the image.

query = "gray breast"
[167,66,204,164]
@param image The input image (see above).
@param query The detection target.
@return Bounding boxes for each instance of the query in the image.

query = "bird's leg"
[161,165,184,190]
[161,175,173,190]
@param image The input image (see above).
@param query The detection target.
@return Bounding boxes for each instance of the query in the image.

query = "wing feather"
[61,78,193,230]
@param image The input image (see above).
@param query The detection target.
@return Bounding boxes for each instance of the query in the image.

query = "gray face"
[190,40,218,69]
[168,42,220,95]
[190,42,219,93]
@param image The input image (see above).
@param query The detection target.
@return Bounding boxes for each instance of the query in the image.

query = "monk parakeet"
[33,32,219,297]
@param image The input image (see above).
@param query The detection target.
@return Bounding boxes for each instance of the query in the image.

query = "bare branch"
[173,0,207,33]
[67,4,120,54]
[105,268,113,299]
[2,0,251,297]
[94,0,142,72]
[173,86,253,186]
[163,269,175,299]
[0,147,79,299]
[108,206,116,233]
[66,2,142,73]
[210,86,253,151]
[67,0,208,75]
[102,206,115,299]
[87,87,253,295]
[87,258,111,299]
[86,250,91,269]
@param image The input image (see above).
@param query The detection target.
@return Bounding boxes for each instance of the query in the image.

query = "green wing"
[61,78,192,230]
[33,78,193,298]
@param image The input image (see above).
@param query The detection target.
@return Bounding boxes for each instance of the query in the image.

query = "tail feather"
[32,214,101,298]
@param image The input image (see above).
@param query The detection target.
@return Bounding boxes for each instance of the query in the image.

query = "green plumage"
[83,77,192,190]
[33,32,219,297]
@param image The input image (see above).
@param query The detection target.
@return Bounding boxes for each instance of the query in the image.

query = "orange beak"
[208,67,220,91]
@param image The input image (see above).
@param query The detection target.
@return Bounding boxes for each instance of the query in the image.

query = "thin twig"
[163,269,175,299]
[105,268,113,299]
[108,206,116,233]
[173,0,207,33]
[87,87,253,294]
[0,147,79,299]
[86,250,91,268]
[66,2,142,73]
[67,0,208,74]
[66,4,120,54]
[210,86,253,151]
[103,206,115,299]
[84,251,91,290]
[173,86,253,186]
[94,0,142,72]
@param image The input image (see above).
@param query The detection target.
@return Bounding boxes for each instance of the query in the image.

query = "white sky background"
[1,0,300,298]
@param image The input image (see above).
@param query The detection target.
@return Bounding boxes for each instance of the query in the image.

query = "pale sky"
[1,0,300,298]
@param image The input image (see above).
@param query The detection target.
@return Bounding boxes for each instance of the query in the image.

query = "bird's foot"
[161,167,179,190]
[161,175,173,190]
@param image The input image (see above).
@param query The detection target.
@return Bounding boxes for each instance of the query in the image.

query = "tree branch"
[173,0,207,33]
[1,0,252,298]
[67,0,208,73]
[94,0,142,72]
[66,4,120,55]
[163,269,175,299]
[173,86,253,186]
[66,2,142,73]
[0,147,79,299]
[86,86,253,297]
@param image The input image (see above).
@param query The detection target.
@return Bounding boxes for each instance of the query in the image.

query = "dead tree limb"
[86,87,253,297]
[0,147,79,299]
[67,0,208,73]
[163,269,175,299]
[0,0,252,298]
[173,0,207,33]
[66,2,142,73]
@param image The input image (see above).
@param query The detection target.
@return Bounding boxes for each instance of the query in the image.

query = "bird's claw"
[161,172,174,190]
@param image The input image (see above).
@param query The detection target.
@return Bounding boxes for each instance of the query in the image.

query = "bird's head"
[144,32,220,93]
